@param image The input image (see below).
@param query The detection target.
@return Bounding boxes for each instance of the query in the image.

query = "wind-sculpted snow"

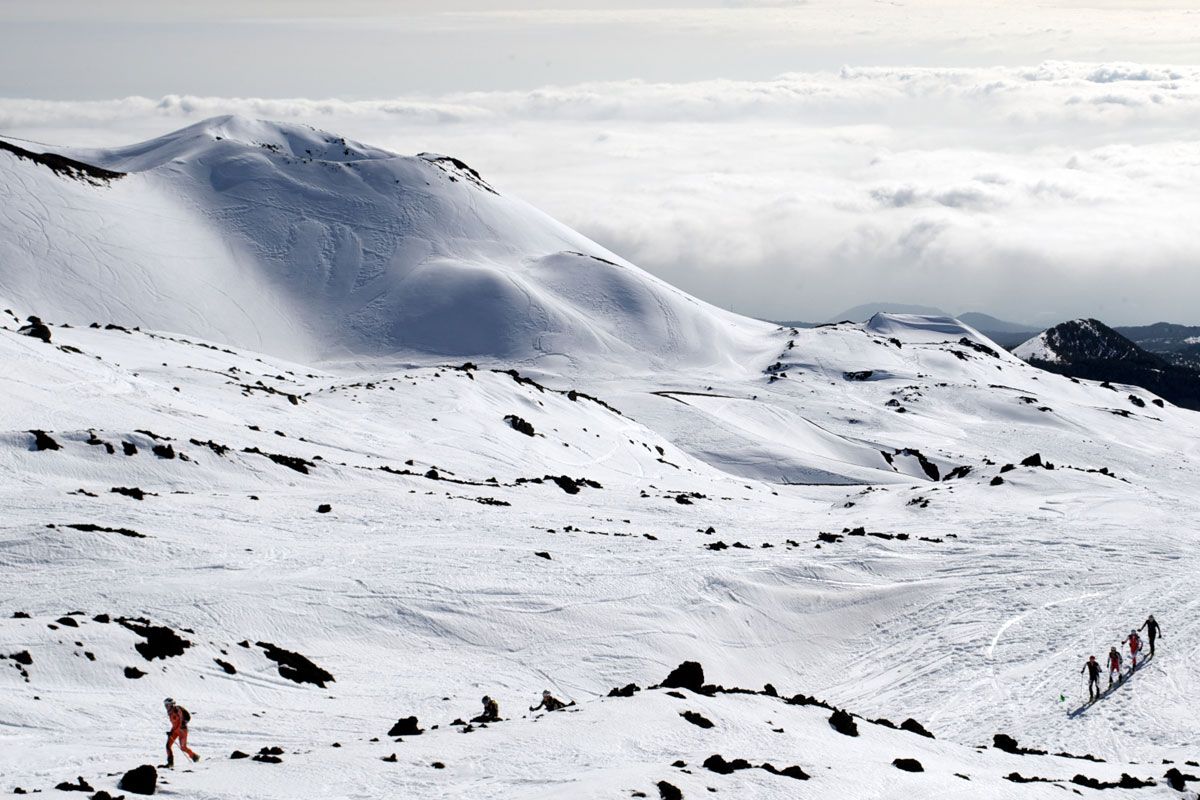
[3,122,1200,797]
[2,116,767,368]
[1,309,1199,797]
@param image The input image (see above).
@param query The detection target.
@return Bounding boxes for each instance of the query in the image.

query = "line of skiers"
[1081,615,1161,702]
[159,690,571,767]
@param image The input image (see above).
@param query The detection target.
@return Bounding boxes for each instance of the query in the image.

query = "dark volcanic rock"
[608,683,640,697]
[893,758,924,772]
[30,430,61,451]
[680,710,714,729]
[117,765,157,795]
[656,781,683,800]
[257,641,334,687]
[702,754,751,775]
[56,776,94,792]
[662,661,705,693]
[316,504,332,514]
[504,414,535,436]
[388,716,424,737]
[118,619,191,660]
[900,718,935,739]
[214,658,237,674]
[19,316,52,344]
[124,666,146,679]
[829,709,859,737]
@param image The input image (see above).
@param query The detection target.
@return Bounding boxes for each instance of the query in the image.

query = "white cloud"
[3,61,1200,324]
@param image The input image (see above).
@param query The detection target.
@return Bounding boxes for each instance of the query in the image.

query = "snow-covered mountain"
[1015,319,1200,410]
[3,120,1200,799]
[1,116,764,369]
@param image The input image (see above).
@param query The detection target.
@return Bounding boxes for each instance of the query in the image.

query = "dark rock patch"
[900,718,935,739]
[122,442,138,456]
[242,447,315,474]
[656,780,683,800]
[124,666,146,679]
[1004,772,1054,784]
[504,415,535,436]
[117,765,156,795]
[64,523,146,539]
[316,504,332,514]
[844,370,874,381]
[55,777,94,792]
[893,758,924,773]
[829,709,859,737]
[1165,767,1199,791]
[189,439,229,456]
[702,755,751,775]
[534,551,551,560]
[110,487,151,501]
[681,711,714,729]
[150,444,175,460]
[608,683,640,697]
[18,316,52,343]
[252,747,284,764]
[257,641,334,687]
[118,618,191,660]
[214,659,236,675]
[1071,773,1155,790]
[662,661,705,693]
[760,763,810,780]
[993,733,1046,756]
[30,430,61,451]
[230,751,249,760]
[388,717,423,737]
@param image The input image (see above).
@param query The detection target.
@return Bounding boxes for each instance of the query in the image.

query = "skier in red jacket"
[1107,646,1122,687]
[1123,630,1142,670]
[164,698,200,768]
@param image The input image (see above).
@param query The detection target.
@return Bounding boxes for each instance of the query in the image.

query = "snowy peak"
[86,115,395,173]
[1014,319,1155,366]
[1014,318,1200,410]
[1,116,769,368]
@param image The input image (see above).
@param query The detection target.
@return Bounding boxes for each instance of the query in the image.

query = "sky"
[3,0,1200,325]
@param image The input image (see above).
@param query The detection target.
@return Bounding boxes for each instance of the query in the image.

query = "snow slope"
[2,119,1200,799]
[1,117,765,370]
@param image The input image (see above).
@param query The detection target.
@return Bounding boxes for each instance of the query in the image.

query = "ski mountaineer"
[163,698,200,768]
[1107,647,1122,687]
[472,695,500,723]
[1123,630,1142,670]
[529,690,566,712]
[1140,615,1161,657]
[1081,656,1102,702]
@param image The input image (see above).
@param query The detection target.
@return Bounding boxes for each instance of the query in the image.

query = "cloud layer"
[3,62,1200,325]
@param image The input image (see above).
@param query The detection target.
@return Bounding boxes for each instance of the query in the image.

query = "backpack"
[179,706,191,725]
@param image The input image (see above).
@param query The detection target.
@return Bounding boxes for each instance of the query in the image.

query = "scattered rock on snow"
[829,709,859,737]
[257,641,335,687]
[29,430,61,451]
[55,776,94,792]
[504,414,535,436]
[661,661,706,693]
[117,765,157,795]
[388,716,423,737]
[893,758,924,773]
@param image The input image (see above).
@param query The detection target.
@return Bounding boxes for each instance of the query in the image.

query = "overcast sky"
[3,0,1200,324]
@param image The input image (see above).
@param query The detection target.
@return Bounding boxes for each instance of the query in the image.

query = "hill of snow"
[3,119,1200,799]
[1,116,766,370]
